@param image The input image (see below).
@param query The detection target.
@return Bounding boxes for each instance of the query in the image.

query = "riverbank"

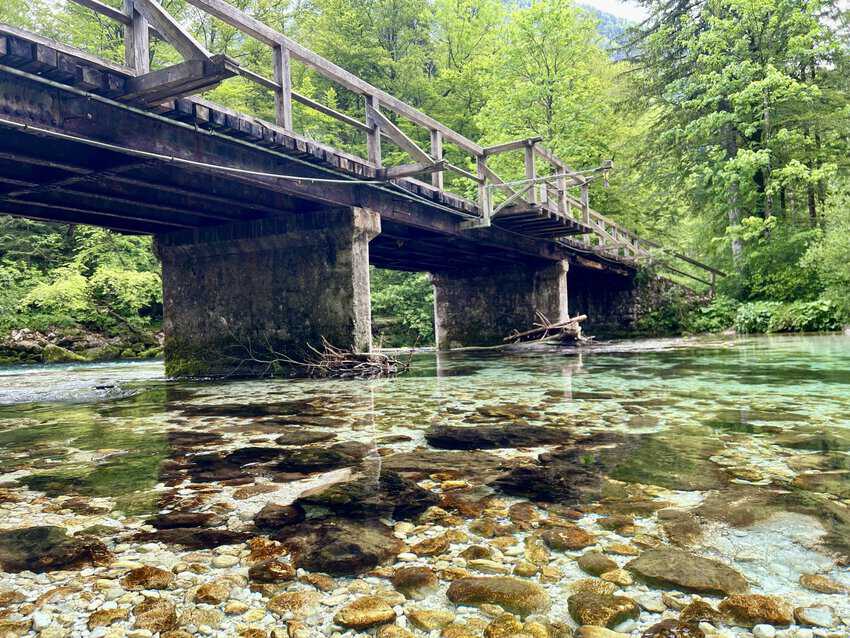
[0,328,162,365]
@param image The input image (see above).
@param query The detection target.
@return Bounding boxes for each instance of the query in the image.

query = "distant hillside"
[580,5,633,50]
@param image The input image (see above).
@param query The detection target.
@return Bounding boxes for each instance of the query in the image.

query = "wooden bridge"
[0,0,723,376]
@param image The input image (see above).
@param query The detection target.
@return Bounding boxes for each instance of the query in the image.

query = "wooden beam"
[180,0,483,155]
[430,129,443,190]
[364,95,382,166]
[365,101,432,165]
[272,44,293,130]
[482,137,542,156]
[292,91,370,132]
[72,0,132,25]
[524,144,536,204]
[378,161,446,180]
[119,55,236,104]
[123,0,149,73]
[133,0,210,61]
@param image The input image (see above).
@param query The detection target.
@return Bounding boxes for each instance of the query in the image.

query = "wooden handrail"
[53,0,724,283]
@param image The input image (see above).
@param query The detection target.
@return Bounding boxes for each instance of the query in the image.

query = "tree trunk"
[724,123,743,264]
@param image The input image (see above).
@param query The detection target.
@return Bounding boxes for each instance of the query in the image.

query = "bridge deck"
[0,6,722,285]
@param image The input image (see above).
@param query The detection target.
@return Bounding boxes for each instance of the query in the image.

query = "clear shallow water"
[1,333,850,636]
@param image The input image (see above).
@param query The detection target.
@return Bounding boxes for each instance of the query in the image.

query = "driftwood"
[232,335,412,378]
[503,312,589,345]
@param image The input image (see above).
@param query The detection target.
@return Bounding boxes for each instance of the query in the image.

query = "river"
[0,334,848,637]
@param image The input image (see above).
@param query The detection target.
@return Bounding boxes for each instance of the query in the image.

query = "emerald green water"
[2,333,850,630]
[2,334,850,518]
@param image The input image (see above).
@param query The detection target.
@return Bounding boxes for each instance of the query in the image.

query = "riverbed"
[0,334,848,637]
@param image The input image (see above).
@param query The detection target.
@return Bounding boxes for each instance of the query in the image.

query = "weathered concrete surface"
[431,261,568,350]
[567,266,637,337]
[568,266,696,337]
[157,207,380,377]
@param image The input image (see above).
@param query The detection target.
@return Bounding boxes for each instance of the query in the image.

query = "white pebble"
[753,625,776,638]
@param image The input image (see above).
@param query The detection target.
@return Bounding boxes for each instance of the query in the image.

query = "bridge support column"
[156,207,380,378]
[431,261,568,350]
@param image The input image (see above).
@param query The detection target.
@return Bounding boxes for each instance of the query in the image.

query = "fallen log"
[503,312,590,344]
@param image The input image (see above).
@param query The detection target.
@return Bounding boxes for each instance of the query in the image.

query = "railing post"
[365,95,382,167]
[580,183,589,222]
[273,44,293,130]
[557,172,567,217]
[476,155,491,225]
[430,130,443,190]
[123,0,150,73]
[524,143,536,204]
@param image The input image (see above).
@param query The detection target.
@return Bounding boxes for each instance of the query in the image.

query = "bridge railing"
[31,0,725,287]
[62,0,613,231]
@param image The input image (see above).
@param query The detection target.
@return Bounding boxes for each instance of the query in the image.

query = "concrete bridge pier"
[156,207,380,377]
[431,261,569,350]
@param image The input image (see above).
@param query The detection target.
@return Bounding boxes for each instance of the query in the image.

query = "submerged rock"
[719,594,794,627]
[392,566,439,599]
[425,424,572,450]
[133,527,252,549]
[248,558,295,583]
[793,605,835,628]
[576,551,618,576]
[295,469,439,519]
[120,565,174,590]
[275,429,337,445]
[446,576,550,617]
[133,597,177,633]
[0,526,111,573]
[145,511,221,529]
[275,519,403,576]
[493,444,606,503]
[718,594,794,627]
[382,449,508,481]
[641,619,705,637]
[273,441,371,472]
[542,527,597,551]
[567,591,640,628]
[799,573,847,594]
[334,596,396,629]
[626,547,749,595]
[254,503,306,530]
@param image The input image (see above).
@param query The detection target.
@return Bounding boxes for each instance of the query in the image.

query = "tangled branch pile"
[299,338,411,378]
[232,336,411,378]
[503,312,590,345]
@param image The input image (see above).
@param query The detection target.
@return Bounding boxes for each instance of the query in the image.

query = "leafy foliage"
[370,269,434,345]
[1,0,849,344]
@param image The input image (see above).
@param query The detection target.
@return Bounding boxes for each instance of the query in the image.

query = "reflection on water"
[1,333,850,635]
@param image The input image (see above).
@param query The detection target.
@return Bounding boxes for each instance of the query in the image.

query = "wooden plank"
[365,101,432,165]
[524,144,536,204]
[0,23,135,74]
[364,95,382,166]
[119,55,236,103]
[272,44,293,130]
[482,136,541,156]
[378,161,445,180]
[71,0,132,24]
[123,0,150,73]
[291,91,370,132]
[430,129,443,190]
[133,0,210,61]
[445,162,483,184]
[180,0,483,155]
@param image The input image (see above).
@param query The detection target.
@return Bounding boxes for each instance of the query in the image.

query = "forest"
[0,0,849,351]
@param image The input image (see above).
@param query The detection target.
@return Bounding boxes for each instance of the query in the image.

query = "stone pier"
[157,207,380,377]
[431,261,569,350]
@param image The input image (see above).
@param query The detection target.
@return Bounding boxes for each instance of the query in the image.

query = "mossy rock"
[42,344,86,363]
[136,346,163,359]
